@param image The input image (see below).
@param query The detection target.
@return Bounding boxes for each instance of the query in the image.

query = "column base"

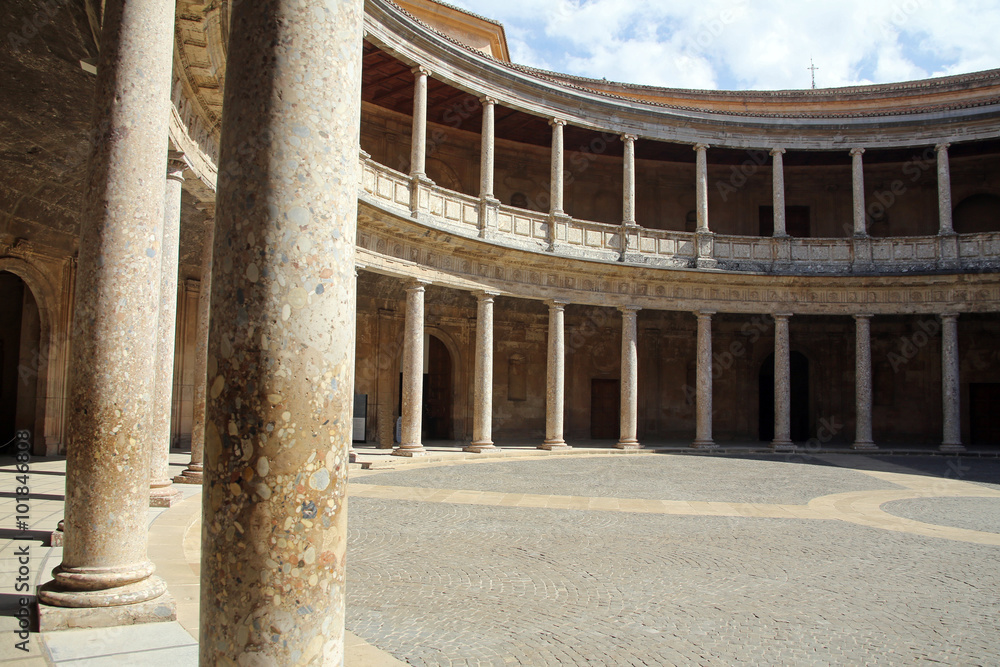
[615,440,641,450]
[464,442,497,453]
[538,440,571,450]
[392,445,428,457]
[38,588,176,632]
[691,440,718,450]
[770,440,796,452]
[149,486,182,507]
[851,441,879,451]
[939,443,966,453]
[172,465,203,485]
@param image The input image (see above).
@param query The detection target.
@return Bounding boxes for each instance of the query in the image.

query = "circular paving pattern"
[346,454,1000,666]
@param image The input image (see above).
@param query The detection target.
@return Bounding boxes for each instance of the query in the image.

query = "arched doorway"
[0,271,41,446]
[758,352,810,442]
[423,334,453,441]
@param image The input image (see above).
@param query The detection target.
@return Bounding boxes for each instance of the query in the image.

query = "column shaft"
[693,311,716,448]
[176,208,214,484]
[479,98,496,200]
[694,144,710,232]
[541,300,569,449]
[622,134,636,225]
[149,152,185,506]
[940,313,964,451]
[549,119,566,215]
[853,314,876,450]
[37,0,176,617]
[936,143,954,235]
[395,281,428,456]
[198,0,363,663]
[467,292,497,452]
[771,148,787,237]
[617,306,641,449]
[410,66,429,179]
[851,147,867,236]
[771,313,794,450]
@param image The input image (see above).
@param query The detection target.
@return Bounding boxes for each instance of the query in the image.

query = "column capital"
[619,305,641,315]
[405,279,430,292]
[695,310,716,319]
[411,65,431,77]
[479,95,497,106]
[549,117,567,128]
[849,147,865,157]
[939,311,959,321]
[853,313,874,321]
[693,143,710,152]
[773,312,793,320]
[547,298,570,310]
[769,147,786,156]
[621,133,637,143]
[166,150,186,180]
[935,142,951,153]
[474,290,500,301]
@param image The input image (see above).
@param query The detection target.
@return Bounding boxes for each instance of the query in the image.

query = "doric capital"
[693,143,710,152]
[853,313,873,321]
[547,298,570,310]
[939,311,959,321]
[769,147,786,156]
[935,142,951,153]
[849,147,865,157]
[475,290,500,301]
[405,278,431,292]
[411,65,431,78]
[619,305,641,315]
[773,312,794,320]
[696,310,716,319]
[548,118,567,128]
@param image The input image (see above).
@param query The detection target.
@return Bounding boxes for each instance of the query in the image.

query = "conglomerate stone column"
[148,151,186,507]
[37,0,176,624]
[175,206,215,484]
[622,134,636,225]
[940,312,964,452]
[770,148,787,237]
[692,310,717,449]
[851,147,867,236]
[198,0,363,664]
[410,66,430,180]
[771,313,794,451]
[936,143,954,235]
[694,143,710,232]
[394,280,429,457]
[549,118,566,216]
[466,291,497,452]
[853,314,877,450]
[479,97,496,201]
[617,306,641,449]
[540,300,570,449]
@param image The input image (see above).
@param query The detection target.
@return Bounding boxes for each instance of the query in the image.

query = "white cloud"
[447,0,1000,90]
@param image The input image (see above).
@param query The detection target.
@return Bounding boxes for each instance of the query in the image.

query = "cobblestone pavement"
[346,453,1000,666]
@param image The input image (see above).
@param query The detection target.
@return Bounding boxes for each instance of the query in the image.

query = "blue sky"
[447,0,1000,90]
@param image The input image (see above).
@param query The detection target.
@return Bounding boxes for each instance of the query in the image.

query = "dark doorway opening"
[970,383,1000,446]
[759,205,811,237]
[758,352,810,442]
[591,378,620,440]
[0,272,40,447]
[423,335,452,440]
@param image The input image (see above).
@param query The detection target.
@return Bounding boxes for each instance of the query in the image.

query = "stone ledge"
[38,592,177,633]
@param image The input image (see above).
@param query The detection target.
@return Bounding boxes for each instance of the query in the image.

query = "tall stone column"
[940,312,964,452]
[37,0,177,627]
[175,206,215,484]
[148,151,186,507]
[851,147,867,236]
[549,118,566,216]
[771,313,794,451]
[617,306,641,449]
[771,148,787,237]
[198,0,363,664]
[694,143,710,233]
[410,66,430,180]
[540,300,570,449]
[936,143,954,235]
[466,291,497,452]
[394,280,428,457]
[622,134,637,225]
[693,310,717,449]
[479,97,496,201]
[853,314,877,450]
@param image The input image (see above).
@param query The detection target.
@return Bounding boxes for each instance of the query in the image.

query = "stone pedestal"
[37,0,177,628]
[540,300,570,450]
[394,281,429,457]
[616,306,641,449]
[197,0,363,663]
[466,292,498,452]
